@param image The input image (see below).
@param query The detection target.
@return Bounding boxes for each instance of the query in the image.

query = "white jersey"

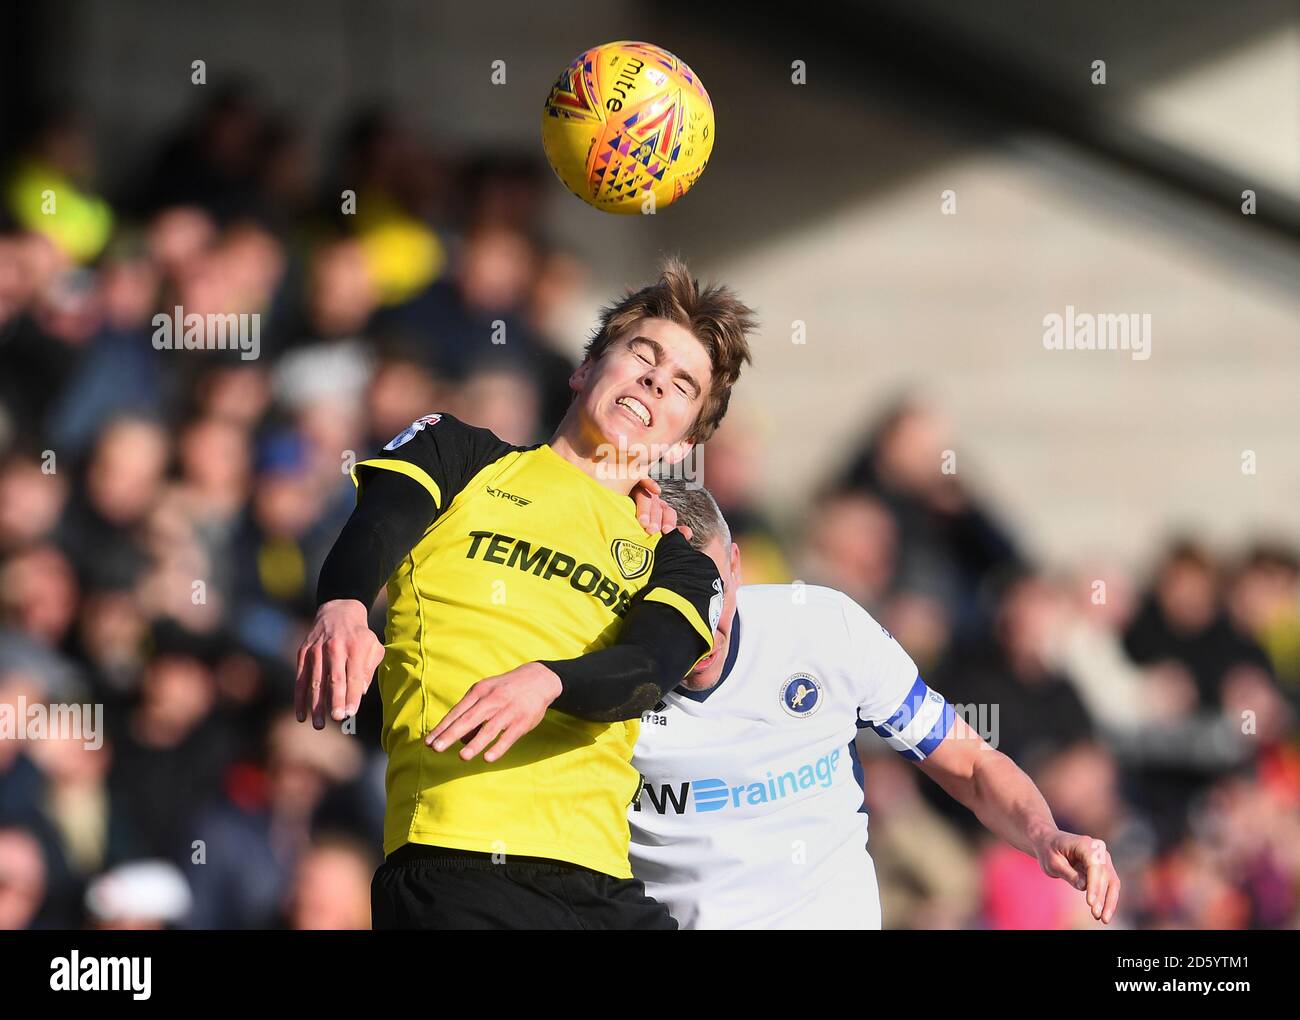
[630,584,955,929]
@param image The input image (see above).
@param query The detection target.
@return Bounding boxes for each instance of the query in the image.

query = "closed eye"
[631,336,701,400]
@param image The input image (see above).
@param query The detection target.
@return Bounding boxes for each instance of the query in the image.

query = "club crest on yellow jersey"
[611,538,652,580]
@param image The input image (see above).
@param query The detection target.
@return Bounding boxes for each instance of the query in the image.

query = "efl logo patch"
[384,413,442,451]
[708,577,724,633]
[779,673,823,718]
[611,539,652,580]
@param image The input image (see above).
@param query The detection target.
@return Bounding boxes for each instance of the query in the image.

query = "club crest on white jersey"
[779,672,822,718]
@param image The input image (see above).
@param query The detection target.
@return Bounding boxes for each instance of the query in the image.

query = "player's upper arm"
[353,412,514,516]
[844,594,956,762]
[636,529,722,656]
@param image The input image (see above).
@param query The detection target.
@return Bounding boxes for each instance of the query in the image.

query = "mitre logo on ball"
[541,41,714,214]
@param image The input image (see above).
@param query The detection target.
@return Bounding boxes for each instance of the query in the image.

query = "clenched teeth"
[616,396,652,426]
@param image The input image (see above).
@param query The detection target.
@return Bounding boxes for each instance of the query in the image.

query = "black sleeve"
[542,602,712,723]
[355,412,515,512]
[315,470,438,609]
[635,528,722,648]
[541,530,722,723]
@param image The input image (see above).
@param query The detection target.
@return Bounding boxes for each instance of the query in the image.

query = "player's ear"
[569,357,592,393]
[729,541,741,585]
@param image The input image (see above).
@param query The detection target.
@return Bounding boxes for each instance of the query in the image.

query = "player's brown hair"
[584,255,757,443]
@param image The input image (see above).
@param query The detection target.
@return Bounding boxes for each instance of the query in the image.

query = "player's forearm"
[964,750,1060,857]
[544,646,668,722]
[542,602,710,722]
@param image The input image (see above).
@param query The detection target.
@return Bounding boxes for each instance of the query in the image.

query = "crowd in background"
[1,87,1298,930]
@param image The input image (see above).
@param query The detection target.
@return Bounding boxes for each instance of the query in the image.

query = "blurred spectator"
[37,241,160,449]
[71,588,150,700]
[1125,540,1275,712]
[292,237,376,349]
[372,224,572,418]
[26,732,121,876]
[450,360,542,446]
[697,414,789,585]
[85,859,191,929]
[190,362,273,430]
[800,486,899,614]
[283,836,376,930]
[934,571,1093,770]
[362,348,443,450]
[461,151,546,234]
[108,624,234,861]
[56,415,169,590]
[134,84,268,222]
[328,107,447,308]
[0,544,79,648]
[1228,543,1300,707]
[186,712,361,929]
[0,239,95,443]
[1048,561,1147,735]
[0,826,46,929]
[860,751,979,928]
[174,415,253,542]
[145,205,217,279]
[981,838,1094,930]
[4,111,113,263]
[840,400,1023,636]
[229,431,340,666]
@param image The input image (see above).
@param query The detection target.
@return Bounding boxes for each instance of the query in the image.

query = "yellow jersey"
[355,413,718,878]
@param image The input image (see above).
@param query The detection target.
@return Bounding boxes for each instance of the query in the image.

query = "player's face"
[570,317,713,472]
[680,534,740,692]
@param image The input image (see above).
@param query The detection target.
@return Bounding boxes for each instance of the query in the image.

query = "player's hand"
[294,599,386,729]
[426,662,563,763]
[1035,829,1120,924]
[632,477,692,541]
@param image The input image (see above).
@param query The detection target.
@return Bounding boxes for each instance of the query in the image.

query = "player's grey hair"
[654,477,730,550]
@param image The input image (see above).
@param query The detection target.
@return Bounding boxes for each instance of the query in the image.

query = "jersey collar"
[676,608,742,703]
[537,443,640,521]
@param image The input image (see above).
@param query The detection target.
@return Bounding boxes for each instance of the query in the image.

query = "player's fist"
[294,599,386,729]
[632,476,692,540]
[1035,829,1120,924]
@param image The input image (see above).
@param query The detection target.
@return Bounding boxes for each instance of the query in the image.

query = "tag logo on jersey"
[383,413,441,451]
[779,673,823,718]
[611,539,652,580]
[486,485,532,506]
[708,577,724,633]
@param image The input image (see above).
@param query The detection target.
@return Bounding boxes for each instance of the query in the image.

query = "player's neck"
[543,428,639,496]
[548,416,644,496]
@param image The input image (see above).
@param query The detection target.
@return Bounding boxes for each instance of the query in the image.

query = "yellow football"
[541,41,714,214]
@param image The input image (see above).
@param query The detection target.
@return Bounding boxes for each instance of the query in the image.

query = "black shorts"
[370,844,677,930]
